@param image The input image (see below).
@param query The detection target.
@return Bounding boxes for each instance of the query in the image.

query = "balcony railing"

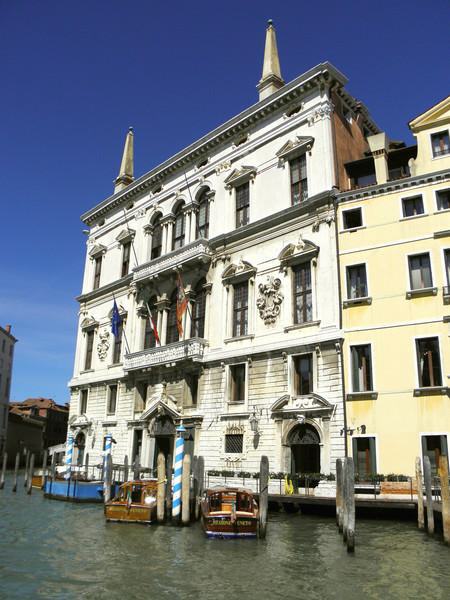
[124,338,207,371]
[133,239,212,282]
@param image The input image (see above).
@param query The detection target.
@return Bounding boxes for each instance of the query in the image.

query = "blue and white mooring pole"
[103,433,113,474]
[64,434,74,480]
[172,422,186,519]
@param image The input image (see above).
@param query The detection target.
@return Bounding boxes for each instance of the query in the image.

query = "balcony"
[124,338,207,372]
[133,239,213,282]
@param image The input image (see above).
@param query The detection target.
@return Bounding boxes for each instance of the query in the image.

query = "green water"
[0,473,449,600]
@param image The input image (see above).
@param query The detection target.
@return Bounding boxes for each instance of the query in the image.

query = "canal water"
[1,475,449,600]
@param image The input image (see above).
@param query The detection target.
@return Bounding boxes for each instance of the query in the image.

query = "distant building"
[337,95,450,476]
[6,408,44,462]
[9,398,69,450]
[0,324,17,455]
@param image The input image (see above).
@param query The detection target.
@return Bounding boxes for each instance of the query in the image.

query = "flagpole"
[145,301,161,347]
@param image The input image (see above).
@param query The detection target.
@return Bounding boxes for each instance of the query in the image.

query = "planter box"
[380,481,416,495]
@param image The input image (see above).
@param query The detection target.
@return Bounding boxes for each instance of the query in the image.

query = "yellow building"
[337,96,450,477]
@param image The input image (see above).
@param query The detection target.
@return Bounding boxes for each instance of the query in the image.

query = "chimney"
[114,127,134,193]
[367,133,390,185]
[5,325,11,334]
[257,20,285,101]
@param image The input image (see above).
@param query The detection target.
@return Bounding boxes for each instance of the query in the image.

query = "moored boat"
[104,480,158,524]
[201,487,259,538]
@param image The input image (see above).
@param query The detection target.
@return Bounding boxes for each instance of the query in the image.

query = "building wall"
[338,101,450,476]
[0,326,17,454]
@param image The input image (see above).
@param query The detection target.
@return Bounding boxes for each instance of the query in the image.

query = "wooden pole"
[342,458,348,542]
[195,456,204,520]
[336,458,343,531]
[12,452,20,492]
[27,454,35,495]
[415,457,425,530]
[165,453,172,520]
[84,453,89,480]
[345,457,355,552]
[181,454,191,525]
[50,454,56,495]
[259,455,269,539]
[24,450,30,487]
[438,455,450,544]
[191,456,198,520]
[423,455,434,535]
[157,452,166,523]
[41,449,48,490]
[103,453,113,504]
[123,455,129,483]
[0,453,7,490]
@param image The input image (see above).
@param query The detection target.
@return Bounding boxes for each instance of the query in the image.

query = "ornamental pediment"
[107,304,127,318]
[224,166,256,189]
[409,95,450,131]
[278,235,319,267]
[140,395,180,423]
[276,136,314,162]
[89,244,106,258]
[271,393,333,416]
[222,258,256,283]
[80,316,98,330]
[116,228,135,244]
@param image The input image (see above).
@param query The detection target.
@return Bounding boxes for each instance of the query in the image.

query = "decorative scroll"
[97,331,110,361]
[256,277,283,325]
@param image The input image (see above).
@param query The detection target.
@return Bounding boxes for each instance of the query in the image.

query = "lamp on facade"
[249,406,260,433]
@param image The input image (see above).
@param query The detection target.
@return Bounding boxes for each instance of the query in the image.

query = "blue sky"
[1,0,449,405]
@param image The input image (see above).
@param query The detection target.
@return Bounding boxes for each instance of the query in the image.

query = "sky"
[1,0,449,405]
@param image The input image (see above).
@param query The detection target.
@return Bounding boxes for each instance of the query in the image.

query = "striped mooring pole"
[64,434,74,480]
[103,434,113,477]
[172,422,186,520]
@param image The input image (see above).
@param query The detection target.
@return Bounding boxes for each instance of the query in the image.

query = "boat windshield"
[236,493,252,512]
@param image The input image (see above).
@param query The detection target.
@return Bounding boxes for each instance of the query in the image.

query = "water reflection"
[0,475,449,599]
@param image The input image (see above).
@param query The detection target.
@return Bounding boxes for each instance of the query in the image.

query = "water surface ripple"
[1,474,449,599]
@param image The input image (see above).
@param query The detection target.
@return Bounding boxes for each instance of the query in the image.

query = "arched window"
[192,279,206,338]
[167,289,179,344]
[151,215,163,260]
[172,204,185,250]
[196,190,210,239]
[144,297,157,349]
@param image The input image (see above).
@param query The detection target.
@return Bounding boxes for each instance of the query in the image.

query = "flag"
[146,302,161,346]
[111,299,122,338]
[176,272,188,337]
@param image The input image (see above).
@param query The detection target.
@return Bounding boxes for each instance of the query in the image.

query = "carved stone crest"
[97,331,110,361]
[256,277,283,325]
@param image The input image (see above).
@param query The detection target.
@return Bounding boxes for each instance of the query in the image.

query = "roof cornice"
[81,63,376,226]
[338,169,450,202]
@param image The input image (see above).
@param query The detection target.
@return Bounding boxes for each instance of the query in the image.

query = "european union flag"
[111,299,122,338]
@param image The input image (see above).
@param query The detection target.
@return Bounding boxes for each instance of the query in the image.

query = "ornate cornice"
[81,63,360,226]
[76,273,133,304]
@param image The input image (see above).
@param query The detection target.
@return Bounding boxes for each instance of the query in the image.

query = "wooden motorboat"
[104,480,158,524]
[201,487,259,538]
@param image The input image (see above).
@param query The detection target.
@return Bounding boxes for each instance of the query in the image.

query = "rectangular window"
[436,189,450,211]
[293,263,312,324]
[402,195,424,217]
[93,256,102,290]
[132,429,143,462]
[225,433,243,453]
[236,182,249,228]
[408,253,432,290]
[343,207,363,230]
[431,130,450,158]
[121,242,131,277]
[107,384,117,415]
[230,364,246,403]
[233,281,248,337]
[352,437,377,479]
[290,155,308,205]
[135,381,147,412]
[151,222,163,260]
[293,354,313,395]
[185,374,198,407]
[80,389,88,415]
[143,308,157,350]
[351,344,373,392]
[197,200,209,239]
[113,322,123,364]
[84,330,94,370]
[444,249,450,288]
[422,435,448,476]
[416,337,442,387]
[346,264,368,299]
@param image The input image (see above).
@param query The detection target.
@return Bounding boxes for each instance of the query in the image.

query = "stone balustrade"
[124,338,207,371]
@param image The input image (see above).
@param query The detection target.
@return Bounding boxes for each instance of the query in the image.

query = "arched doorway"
[74,431,86,466]
[289,423,320,474]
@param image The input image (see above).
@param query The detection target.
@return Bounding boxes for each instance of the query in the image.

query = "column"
[166,220,174,253]
[184,287,194,339]
[156,299,170,346]
[144,224,153,262]
[190,208,197,241]
[184,209,192,244]
[203,282,213,341]
[161,224,168,255]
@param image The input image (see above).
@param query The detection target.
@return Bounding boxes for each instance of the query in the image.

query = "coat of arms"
[256,277,283,325]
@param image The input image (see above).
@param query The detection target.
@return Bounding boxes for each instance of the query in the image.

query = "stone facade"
[0,325,17,455]
[68,31,379,476]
